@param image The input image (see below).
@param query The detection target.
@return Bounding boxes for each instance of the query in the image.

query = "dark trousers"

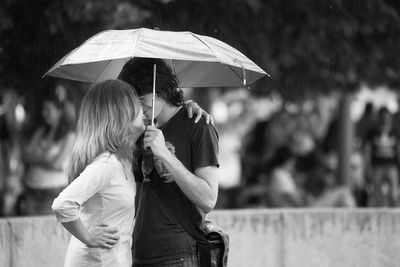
[133,254,199,267]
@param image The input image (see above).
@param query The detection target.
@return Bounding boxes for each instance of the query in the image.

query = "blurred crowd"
[219,97,400,209]
[1,85,400,216]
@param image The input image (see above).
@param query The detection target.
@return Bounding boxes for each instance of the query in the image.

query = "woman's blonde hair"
[67,79,141,182]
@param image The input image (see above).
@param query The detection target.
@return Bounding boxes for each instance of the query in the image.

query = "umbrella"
[44,28,269,88]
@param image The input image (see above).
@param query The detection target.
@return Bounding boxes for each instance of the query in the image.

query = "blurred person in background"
[392,97,400,139]
[354,102,376,203]
[240,119,270,187]
[240,108,294,187]
[265,146,307,207]
[302,150,356,208]
[0,91,12,216]
[350,150,369,207]
[364,106,400,207]
[355,102,376,148]
[0,89,25,216]
[19,86,76,215]
[289,130,316,158]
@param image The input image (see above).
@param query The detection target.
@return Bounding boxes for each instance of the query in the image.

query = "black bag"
[201,217,229,267]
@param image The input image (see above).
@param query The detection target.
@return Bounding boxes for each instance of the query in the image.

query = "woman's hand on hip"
[87,224,120,249]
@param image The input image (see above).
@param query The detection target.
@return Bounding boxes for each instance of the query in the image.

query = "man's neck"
[156,104,182,127]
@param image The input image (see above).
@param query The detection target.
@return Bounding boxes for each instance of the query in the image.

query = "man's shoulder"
[174,108,217,132]
[189,118,219,141]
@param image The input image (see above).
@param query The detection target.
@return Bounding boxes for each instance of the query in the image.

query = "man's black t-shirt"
[132,108,219,264]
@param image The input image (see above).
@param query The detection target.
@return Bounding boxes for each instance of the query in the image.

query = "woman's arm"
[61,220,119,248]
[184,100,215,125]
[52,160,120,248]
[44,132,76,170]
[24,132,75,171]
[22,128,45,163]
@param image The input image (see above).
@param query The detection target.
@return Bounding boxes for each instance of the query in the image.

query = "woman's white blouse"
[52,153,136,267]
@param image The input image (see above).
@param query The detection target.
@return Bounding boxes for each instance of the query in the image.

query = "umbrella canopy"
[44,28,269,87]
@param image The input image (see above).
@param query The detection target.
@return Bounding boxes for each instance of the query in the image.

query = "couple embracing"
[52,57,226,267]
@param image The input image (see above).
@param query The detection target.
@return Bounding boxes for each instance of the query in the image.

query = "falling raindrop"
[15,103,26,125]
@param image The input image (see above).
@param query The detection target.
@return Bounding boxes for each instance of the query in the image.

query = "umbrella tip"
[42,71,49,78]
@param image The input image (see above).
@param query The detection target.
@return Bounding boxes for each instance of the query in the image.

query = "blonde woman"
[52,79,145,267]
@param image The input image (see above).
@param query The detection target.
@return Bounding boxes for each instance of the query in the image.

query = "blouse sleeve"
[51,159,114,222]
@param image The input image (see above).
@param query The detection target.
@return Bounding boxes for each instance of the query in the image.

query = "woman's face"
[42,101,62,126]
[132,106,146,135]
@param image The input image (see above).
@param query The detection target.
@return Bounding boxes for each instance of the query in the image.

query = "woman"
[266,146,306,207]
[364,107,400,206]
[22,88,76,215]
[52,79,145,267]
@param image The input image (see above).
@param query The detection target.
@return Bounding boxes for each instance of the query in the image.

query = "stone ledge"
[1,209,400,267]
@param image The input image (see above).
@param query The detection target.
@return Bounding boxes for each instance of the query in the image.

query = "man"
[118,58,220,267]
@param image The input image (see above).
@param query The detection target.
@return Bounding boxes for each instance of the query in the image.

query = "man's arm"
[144,126,219,213]
[160,154,219,213]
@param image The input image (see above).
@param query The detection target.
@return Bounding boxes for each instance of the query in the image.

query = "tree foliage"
[259,0,400,98]
[1,0,400,101]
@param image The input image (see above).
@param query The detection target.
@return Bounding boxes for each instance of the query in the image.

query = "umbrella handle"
[151,64,156,126]
[144,64,157,155]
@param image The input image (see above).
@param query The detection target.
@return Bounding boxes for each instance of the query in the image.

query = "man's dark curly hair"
[118,57,184,107]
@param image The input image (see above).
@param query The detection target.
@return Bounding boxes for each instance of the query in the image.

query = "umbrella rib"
[95,60,113,83]
[43,47,79,77]
[131,28,144,58]
[45,30,110,78]
[227,65,245,85]
[189,33,221,62]
[171,60,177,76]
[190,33,247,86]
